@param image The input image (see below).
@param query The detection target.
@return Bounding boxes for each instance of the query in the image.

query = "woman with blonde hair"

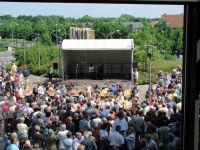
[60,84,67,95]
[10,132,19,147]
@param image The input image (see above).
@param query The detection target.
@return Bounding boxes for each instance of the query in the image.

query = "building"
[120,22,144,31]
[149,21,158,27]
[161,13,184,29]
[69,27,95,39]
[81,22,94,27]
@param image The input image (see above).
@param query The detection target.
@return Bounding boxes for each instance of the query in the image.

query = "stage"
[57,79,132,90]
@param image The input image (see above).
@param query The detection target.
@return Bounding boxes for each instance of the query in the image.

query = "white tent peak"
[62,39,134,51]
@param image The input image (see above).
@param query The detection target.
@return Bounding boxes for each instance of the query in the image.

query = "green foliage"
[0,14,183,81]
[5,62,12,72]
[14,44,59,75]
[170,28,183,56]
[163,54,179,61]
[91,21,132,39]
[0,39,11,51]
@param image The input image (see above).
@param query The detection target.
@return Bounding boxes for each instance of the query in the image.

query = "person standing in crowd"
[108,125,124,150]
[81,131,97,150]
[46,129,58,150]
[79,114,92,132]
[112,110,128,137]
[23,68,30,85]
[133,68,139,84]
[17,117,29,141]
[1,65,182,150]
[6,137,19,150]
[1,62,6,74]
[18,71,24,87]
[157,70,163,81]
[11,63,17,74]
[125,127,135,150]
[57,124,68,150]
[163,72,169,87]
[63,131,73,150]
[72,132,84,150]
[48,66,53,82]
[158,120,170,145]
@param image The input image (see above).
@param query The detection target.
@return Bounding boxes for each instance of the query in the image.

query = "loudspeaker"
[53,63,58,70]
[133,61,138,68]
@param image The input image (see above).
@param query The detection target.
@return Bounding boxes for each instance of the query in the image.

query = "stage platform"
[57,79,132,90]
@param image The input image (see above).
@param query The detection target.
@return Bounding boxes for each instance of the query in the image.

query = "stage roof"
[62,39,134,50]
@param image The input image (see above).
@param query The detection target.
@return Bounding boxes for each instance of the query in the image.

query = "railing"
[65,63,131,80]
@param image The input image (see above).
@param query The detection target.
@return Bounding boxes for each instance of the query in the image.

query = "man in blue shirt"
[63,131,73,150]
[100,106,109,119]
[166,97,173,109]
[23,68,30,84]
[1,63,6,74]
[110,85,118,95]
[6,137,19,150]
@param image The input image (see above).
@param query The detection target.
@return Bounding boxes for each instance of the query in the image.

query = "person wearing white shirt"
[23,103,33,116]
[89,64,94,79]
[72,132,84,150]
[108,125,124,148]
[40,101,47,114]
[16,85,24,96]
[78,92,84,102]
[57,124,68,150]
[0,96,8,106]
[18,71,24,87]
[133,68,139,84]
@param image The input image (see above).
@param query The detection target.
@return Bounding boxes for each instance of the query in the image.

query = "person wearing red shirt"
[13,74,19,89]
[15,90,21,104]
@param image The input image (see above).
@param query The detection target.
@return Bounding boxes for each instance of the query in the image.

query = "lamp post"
[146,45,156,102]
[50,28,60,45]
[11,24,18,60]
[56,24,58,46]
[106,29,119,39]
[0,30,3,51]
[56,36,63,81]
[35,33,41,71]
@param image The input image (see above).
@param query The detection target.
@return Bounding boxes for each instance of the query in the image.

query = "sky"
[0,2,184,19]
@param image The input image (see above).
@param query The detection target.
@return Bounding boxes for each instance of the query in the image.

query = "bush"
[5,62,12,72]
[164,54,179,61]
[138,59,182,85]
[14,43,59,76]
[138,71,157,85]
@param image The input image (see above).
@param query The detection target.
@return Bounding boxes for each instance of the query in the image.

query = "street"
[0,51,15,64]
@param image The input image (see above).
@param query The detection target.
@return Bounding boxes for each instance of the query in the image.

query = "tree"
[170,28,183,57]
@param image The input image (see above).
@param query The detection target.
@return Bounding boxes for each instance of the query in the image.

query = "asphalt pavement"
[0,51,15,64]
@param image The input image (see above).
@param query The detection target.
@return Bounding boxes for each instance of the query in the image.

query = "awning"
[62,39,134,50]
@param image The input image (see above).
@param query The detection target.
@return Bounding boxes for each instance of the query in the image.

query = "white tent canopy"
[62,39,134,50]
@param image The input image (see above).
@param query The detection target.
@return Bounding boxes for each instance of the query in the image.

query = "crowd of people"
[0,63,182,150]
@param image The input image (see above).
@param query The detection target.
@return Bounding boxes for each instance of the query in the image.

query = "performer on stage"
[89,64,94,79]
[98,64,103,80]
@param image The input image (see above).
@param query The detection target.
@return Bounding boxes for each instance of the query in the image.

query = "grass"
[152,60,182,73]
[0,38,33,43]
[138,59,182,85]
